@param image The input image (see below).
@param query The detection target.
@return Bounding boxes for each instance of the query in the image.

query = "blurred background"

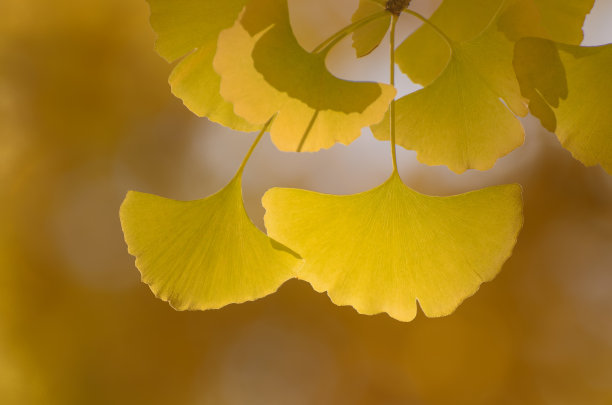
[1,0,611,404]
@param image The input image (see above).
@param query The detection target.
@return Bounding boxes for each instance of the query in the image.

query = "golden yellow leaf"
[147,0,257,131]
[120,174,300,311]
[515,38,612,174]
[373,24,527,173]
[351,0,391,57]
[213,0,396,152]
[263,172,523,321]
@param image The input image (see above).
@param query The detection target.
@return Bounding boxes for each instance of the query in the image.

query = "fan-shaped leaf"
[120,175,300,311]
[147,0,257,131]
[263,172,523,322]
[213,0,396,152]
[514,38,612,174]
[352,0,391,57]
[373,23,528,173]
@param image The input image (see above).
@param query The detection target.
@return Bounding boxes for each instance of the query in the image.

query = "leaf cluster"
[120,0,610,321]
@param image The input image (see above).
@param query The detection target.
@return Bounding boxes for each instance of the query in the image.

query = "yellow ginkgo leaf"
[373,24,528,173]
[120,174,300,311]
[263,172,523,322]
[498,0,595,44]
[147,0,257,131]
[396,0,503,86]
[514,38,612,174]
[351,0,391,57]
[213,0,396,152]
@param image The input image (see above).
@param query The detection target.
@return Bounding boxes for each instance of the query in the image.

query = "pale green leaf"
[147,0,257,131]
[213,0,396,152]
[263,173,523,322]
[351,0,391,57]
[120,175,300,311]
[373,25,527,173]
[514,38,612,174]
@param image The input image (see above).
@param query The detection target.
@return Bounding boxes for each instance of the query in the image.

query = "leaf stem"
[237,115,275,176]
[297,110,319,152]
[389,14,398,173]
[312,10,389,55]
[402,8,454,50]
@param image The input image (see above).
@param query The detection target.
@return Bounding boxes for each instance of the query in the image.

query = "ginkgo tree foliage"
[120,0,611,322]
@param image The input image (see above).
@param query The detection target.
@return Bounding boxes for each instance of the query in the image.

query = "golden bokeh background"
[1,0,611,404]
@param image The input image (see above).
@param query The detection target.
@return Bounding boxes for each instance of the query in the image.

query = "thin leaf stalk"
[390,14,398,173]
[297,110,320,152]
[237,115,275,176]
[313,10,390,55]
[402,8,454,50]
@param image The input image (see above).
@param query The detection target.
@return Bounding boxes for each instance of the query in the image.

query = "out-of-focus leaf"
[214,0,396,152]
[514,38,612,174]
[263,172,523,322]
[513,38,567,132]
[396,0,502,86]
[351,0,391,57]
[120,175,300,311]
[147,0,257,131]
[373,24,527,173]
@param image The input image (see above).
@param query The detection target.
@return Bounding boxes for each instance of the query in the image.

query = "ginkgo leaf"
[120,174,300,311]
[147,0,257,131]
[263,172,523,322]
[514,38,612,174]
[372,22,528,173]
[396,0,594,87]
[213,0,396,152]
[513,38,568,132]
[351,0,391,57]
[396,0,503,86]
[498,0,595,44]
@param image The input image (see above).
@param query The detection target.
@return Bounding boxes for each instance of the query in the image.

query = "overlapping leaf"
[396,0,594,87]
[373,17,528,173]
[351,0,391,57]
[147,0,256,131]
[514,39,612,174]
[512,38,568,132]
[213,0,396,152]
[120,174,300,311]
[396,0,502,86]
[263,173,523,321]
